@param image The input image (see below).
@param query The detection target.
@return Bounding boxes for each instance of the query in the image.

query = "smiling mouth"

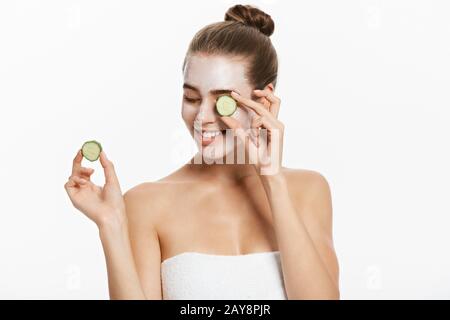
[197,130,226,139]
[194,129,227,146]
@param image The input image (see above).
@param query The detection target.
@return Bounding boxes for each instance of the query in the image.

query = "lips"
[195,129,226,146]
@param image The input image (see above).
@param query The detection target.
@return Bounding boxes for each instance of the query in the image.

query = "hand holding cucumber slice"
[216,95,237,116]
[81,140,102,161]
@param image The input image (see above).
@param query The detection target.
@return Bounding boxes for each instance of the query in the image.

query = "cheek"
[181,104,196,123]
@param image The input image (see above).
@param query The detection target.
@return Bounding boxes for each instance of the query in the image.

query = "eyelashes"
[183,95,232,105]
[184,96,221,105]
[183,96,201,103]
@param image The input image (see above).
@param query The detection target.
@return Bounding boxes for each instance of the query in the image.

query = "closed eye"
[183,96,201,103]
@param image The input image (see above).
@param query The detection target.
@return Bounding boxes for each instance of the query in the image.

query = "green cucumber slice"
[81,140,102,161]
[216,95,237,116]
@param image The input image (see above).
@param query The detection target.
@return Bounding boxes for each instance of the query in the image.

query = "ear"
[264,83,275,93]
[254,83,275,108]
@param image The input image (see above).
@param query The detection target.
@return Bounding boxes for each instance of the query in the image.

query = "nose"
[195,99,217,125]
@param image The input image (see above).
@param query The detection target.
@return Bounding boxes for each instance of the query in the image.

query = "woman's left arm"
[259,172,340,300]
[222,88,340,299]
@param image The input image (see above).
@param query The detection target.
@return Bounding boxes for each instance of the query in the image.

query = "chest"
[157,181,278,261]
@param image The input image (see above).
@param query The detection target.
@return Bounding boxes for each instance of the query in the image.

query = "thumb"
[221,116,259,165]
[220,117,248,143]
[99,151,120,188]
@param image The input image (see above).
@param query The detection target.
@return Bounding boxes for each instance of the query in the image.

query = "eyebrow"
[183,83,240,95]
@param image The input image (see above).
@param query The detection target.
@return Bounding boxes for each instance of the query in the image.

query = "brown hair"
[182,4,278,90]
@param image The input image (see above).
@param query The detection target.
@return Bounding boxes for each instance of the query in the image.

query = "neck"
[187,152,259,183]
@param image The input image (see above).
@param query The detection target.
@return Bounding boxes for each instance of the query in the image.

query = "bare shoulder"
[282,167,331,199]
[123,181,170,210]
[122,182,178,226]
[281,167,333,228]
[122,167,199,227]
[123,182,166,229]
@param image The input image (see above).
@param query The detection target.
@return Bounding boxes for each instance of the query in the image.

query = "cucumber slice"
[81,140,102,162]
[216,95,237,116]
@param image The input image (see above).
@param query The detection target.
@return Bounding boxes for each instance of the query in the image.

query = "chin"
[200,144,228,162]
[193,128,247,164]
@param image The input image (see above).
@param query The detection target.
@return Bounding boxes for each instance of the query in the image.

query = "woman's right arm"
[64,149,161,299]
[97,214,148,299]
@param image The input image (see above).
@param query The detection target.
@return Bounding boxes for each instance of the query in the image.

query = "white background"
[0,0,449,299]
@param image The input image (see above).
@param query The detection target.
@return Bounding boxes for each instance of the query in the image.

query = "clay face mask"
[182,54,257,160]
[183,54,254,122]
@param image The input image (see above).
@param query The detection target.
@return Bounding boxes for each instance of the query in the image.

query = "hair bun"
[224,4,274,37]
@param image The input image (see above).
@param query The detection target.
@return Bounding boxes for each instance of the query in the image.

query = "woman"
[64,4,340,300]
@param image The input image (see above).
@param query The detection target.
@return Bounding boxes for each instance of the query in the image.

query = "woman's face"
[182,53,257,161]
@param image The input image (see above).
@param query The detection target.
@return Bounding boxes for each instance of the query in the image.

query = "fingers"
[251,115,263,146]
[221,116,262,161]
[68,149,92,187]
[64,175,87,193]
[72,149,83,175]
[72,148,94,178]
[253,89,281,118]
[72,175,88,185]
[220,117,248,141]
[253,89,281,105]
[79,167,94,177]
[64,178,76,189]
[250,90,284,132]
[223,116,260,163]
[252,113,278,132]
[230,91,271,118]
[222,114,269,146]
[251,115,264,129]
[99,150,120,187]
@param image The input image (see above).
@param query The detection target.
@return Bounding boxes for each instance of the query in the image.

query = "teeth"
[202,131,222,138]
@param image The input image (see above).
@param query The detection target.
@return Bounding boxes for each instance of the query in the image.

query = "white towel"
[161,251,287,300]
